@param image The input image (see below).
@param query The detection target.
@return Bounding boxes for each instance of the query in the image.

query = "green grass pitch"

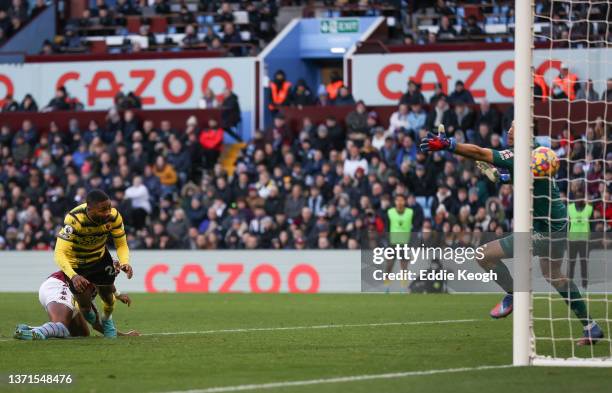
[1,293,611,393]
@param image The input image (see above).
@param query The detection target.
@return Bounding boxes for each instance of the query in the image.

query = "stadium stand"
[0,1,611,251]
[3,1,610,55]
[0,0,47,45]
[35,0,278,55]
[338,0,612,48]
[1,94,611,250]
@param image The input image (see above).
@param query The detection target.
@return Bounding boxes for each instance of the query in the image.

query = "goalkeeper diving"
[419,122,604,346]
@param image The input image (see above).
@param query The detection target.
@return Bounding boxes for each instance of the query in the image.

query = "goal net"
[516,0,612,366]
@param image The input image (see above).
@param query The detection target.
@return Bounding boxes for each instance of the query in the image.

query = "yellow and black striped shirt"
[54,203,130,279]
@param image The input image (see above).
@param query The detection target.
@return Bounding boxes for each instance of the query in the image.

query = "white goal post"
[514,0,612,367]
[513,0,534,368]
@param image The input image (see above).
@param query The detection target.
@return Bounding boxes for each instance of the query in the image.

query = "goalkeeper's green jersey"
[491,149,567,233]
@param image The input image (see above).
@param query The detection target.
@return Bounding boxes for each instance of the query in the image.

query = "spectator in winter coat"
[292,79,314,107]
[125,176,151,230]
[199,119,224,169]
[345,100,369,145]
[45,87,70,111]
[448,80,475,104]
[2,94,18,112]
[153,156,178,196]
[284,184,306,219]
[220,88,242,140]
[334,86,356,106]
[476,99,501,134]
[388,103,410,135]
[426,96,458,132]
[343,144,368,178]
[399,80,425,105]
[575,79,599,101]
[406,100,427,135]
[429,83,448,106]
[19,94,38,112]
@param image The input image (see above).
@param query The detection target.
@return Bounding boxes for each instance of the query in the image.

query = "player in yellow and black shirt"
[54,189,133,338]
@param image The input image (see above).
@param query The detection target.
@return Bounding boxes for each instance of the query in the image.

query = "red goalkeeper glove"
[419,124,457,152]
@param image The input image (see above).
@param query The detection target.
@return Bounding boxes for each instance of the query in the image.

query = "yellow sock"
[102,296,115,320]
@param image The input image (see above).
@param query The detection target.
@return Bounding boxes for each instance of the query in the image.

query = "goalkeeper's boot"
[101,318,117,338]
[577,321,604,346]
[490,293,514,319]
[13,326,45,340]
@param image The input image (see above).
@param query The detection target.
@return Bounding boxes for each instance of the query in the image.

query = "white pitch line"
[0,319,485,342]
[158,364,514,393]
[140,319,483,337]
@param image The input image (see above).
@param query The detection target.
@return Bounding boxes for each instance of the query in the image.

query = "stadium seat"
[127,17,141,34]
[463,6,483,22]
[89,39,108,54]
[150,17,168,34]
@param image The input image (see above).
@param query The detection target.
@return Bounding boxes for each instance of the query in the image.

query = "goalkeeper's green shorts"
[499,232,566,261]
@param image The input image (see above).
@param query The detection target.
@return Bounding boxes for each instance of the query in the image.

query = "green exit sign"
[320,19,360,34]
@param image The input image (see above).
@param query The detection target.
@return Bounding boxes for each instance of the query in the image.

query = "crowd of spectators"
[344,0,611,47]
[4,1,610,54]
[0,0,47,45]
[41,0,278,55]
[2,67,610,117]
[1,86,84,113]
[0,107,229,250]
[1,77,611,251]
[265,65,612,123]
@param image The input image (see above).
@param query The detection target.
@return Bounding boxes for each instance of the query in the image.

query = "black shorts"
[569,240,588,259]
[70,250,117,291]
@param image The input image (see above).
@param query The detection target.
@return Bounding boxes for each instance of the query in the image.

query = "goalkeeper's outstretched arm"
[419,124,494,163]
[454,143,494,164]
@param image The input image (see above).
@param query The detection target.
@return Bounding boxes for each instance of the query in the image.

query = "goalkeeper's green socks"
[557,281,591,326]
[492,262,514,294]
